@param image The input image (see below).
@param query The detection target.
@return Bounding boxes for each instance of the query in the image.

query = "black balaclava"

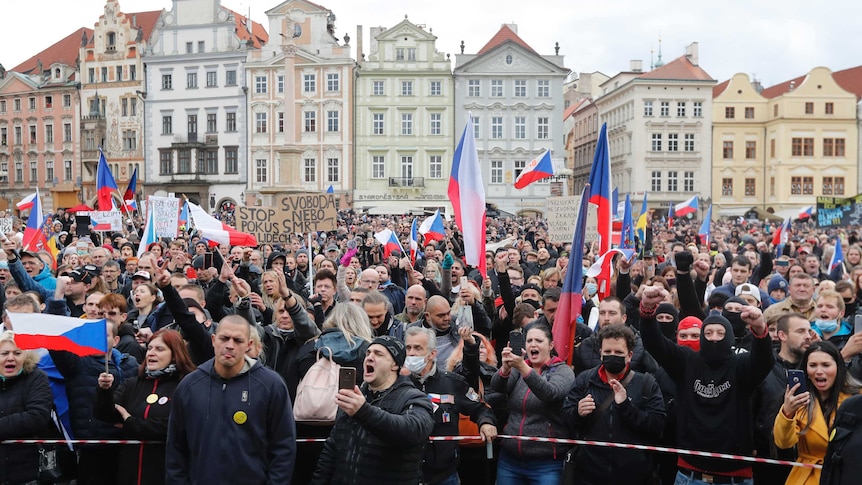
[721,296,749,339]
[700,314,735,364]
[655,303,680,340]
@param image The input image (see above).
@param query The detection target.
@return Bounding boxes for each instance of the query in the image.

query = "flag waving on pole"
[674,196,699,217]
[188,201,257,247]
[9,313,108,356]
[513,149,554,189]
[587,123,613,297]
[137,204,157,259]
[772,217,792,253]
[419,210,446,244]
[22,189,54,268]
[698,204,712,243]
[409,218,420,266]
[96,148,119,211]
[829,238,845,282]
[16,192,38,212]
[374,229,405,259]
[122,166,138,212]
[554,185,590,365]
[448,114,486,278]
[620,194,635,250]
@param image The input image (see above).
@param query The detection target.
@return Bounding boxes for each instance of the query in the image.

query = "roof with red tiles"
[713,79,730,98]
[12,27,94,74]
[761,65,862,100]
[227,9,269,49]
[84,10,162,49]
[638,54,713,81]
[563,98,588,120]
[477,24,537,56]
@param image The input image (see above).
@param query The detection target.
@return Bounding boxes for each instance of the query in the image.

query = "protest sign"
[148,196,180,238]
[237,193,337,243]
[816,194,862,227]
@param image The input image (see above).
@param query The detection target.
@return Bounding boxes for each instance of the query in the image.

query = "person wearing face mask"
[562,324,666,485]
[640,285,773,485]
[655,303,680,341]
[722,296,755,353]
[403,326,497,485]
[676,316,702,352]
[572,297,658,375]
[811,290,854,351]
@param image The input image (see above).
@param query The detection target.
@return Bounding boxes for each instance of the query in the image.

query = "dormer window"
[106,32,116,52]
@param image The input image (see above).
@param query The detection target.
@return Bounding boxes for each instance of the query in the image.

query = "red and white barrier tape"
[0,435,821,469]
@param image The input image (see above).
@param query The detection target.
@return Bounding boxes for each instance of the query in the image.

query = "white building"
[454,24,569,217]
[143,0,267,214]
[593,43,715,213]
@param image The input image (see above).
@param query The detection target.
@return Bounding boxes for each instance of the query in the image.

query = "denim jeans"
[674,470,753,485]
[497,450,563,485]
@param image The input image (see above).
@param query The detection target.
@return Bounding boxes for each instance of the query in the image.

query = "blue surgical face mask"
[815,319,839,334]
[585,283,598,296]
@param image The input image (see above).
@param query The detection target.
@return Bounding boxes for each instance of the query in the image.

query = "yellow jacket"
[773,392,852,485]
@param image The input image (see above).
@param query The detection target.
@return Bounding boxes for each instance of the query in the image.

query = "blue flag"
[621,194,635,250]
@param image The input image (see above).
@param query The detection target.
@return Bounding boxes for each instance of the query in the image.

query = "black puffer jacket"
[572,329,657,375]
[0,367,53,484]
[310,376,434,485]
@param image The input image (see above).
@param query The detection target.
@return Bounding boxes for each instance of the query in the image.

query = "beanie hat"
[371,335,406,368]
[678,316,703,332]
[768,276,788,294]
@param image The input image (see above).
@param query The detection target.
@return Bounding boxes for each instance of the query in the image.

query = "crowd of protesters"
[1,206,862,484]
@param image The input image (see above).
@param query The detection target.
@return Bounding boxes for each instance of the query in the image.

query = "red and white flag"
[187,201,257,246]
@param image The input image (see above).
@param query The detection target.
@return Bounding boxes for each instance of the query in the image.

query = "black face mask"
[602,354,627,375]
[722,310,747,338]
[700,323,734,363]
[845,301,858,317]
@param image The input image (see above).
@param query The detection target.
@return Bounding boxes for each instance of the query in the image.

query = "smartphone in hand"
[787,369,807,395]
[508,330,525,357]
[338,367,357,390]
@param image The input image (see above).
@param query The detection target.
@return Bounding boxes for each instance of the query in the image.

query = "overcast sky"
[3,0,860,88]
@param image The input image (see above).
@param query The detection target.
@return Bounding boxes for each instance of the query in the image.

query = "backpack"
[821,394,862,485]
[293,347,340,424]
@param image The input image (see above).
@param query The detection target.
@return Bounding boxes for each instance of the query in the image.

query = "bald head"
[405,284,427,319]
[425,295,452,331]
[359,268,380,290]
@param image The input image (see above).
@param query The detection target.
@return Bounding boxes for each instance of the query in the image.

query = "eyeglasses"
[104,310,122,317]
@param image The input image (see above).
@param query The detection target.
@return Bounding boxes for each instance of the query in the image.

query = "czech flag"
[620,194,635,250]
[513,149,554,189]
[772,217,792,251]
[16,192,38,212]
[188,201,257,247]
[419,209,446,244]
[122,166,138,212]
[798,206,814,219]
[554,184,590,365]
[96,148,119,212]
[22,189,54,268]
[137,205,158,259]
[9,313,108,356]
[587,248,636,278]
[90,212,115,232]
[667,200,675,229]
[409,218,420,266]
[699,204,712,242]
[374,228,404,259]
[448,114,486,278]
[829,238,845,282]
[587,123,613,297]
[178,201,189,229]
[674,196,699,217]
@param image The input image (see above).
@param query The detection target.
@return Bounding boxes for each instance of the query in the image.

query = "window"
[400,156,413,179]
[30,161,37,182]
[770,138,776,157]
[29,98,35,110]
[372,156,385,179]
[430,80,441,96]
[203,150,218,174]
[198,41,205,53]
[745,178,756,196]
[491,79,503,97]
[537,80,550,97]
[0,127,5,145]
[15,162,22,182]
[514,116,526,139]
[491,117,503,139]
[207,113,217,133]
[13,99,20,111]
[722,178,733,196]
[644,101,653,117]
[255,75,267,94]
[722,141,734,159]
[514,160,526,180]
[303,74,315,93]
[178,150,191,173]
[396,48,404,61]
[226,70,237,86]
[162,74,172,90]
[45,124,53,144]
[472,117,480,139]
[823,138,846,157]
[88,68,95,84]
[0,100,5,112]
[823,177,834,195]
[187,115,197,135]
[129,66,136,81]
[122,98,128,117]
[835,176,845,195]
[401,113,413,135]
[327,73,339,92]
[651,171,662,191]
[668,171,678,191]
[122,130,136,150]
[684,171,694,192]
[825,102,834,114]
[490,160,503,184]
[791,176,802,195]
[207,71,217,87]
[226,112,236,132]
[277,112,284,133]
[804,102,814,114]
[372,113,384,135]
[256,112,268,133]
[186,42,193,54]
[684,133,695,152]
[401,81,413,96]
[304,158,316,182]
[660,101,670,117]
[159,151,172,174]
[46,161,53,182]
[115,66,122,82]
[770,177,775,196]
[101,67,107,82]
[791,137,814,156]
[803,176,813,195]
[537,117,549,139]
[225,147,238,174]
[64,160,72,181]
[668,133,678,152]
[45,96,53,109]
[651,133,662,151]
[327,158,339,182]
[373,81,384,95]
[63,123,72,142]
[693,102,702,117]
[327,111,339,132]
[303,111,315,132]
[468,79,480,97]
[255,159,268,183]
[429,155,442,178]
[725,107,735,119]
[742,140,755,159]
[677,102,686,117]
[745,107,755,119]
[14,126,21,145]
[407,48,416,61]
[514,80,526,97]
[430,113,441,135]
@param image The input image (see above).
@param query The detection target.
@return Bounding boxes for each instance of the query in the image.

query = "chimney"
[630,60,643,72]
[789,81,796,91]
[685,42,699,66]
[369,27,385,56]
[356,25,363,62]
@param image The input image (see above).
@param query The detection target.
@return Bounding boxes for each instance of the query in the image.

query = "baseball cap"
[68,270,92,285]
[325,245,338,252]
[734,283,761,303]
[132,270,151,281]
[82,264,101,277]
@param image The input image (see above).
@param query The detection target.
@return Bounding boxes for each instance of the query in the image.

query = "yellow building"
[713,67,860,217]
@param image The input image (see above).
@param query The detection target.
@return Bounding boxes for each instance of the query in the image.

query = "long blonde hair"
[0,331,39,372]
[322,303,374,347]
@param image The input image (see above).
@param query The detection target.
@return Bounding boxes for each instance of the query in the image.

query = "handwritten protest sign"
[87,211,123,232]
[148,196,180,238]
[237,193,337,244]
[546,196,599,244]
[0,217,12,236]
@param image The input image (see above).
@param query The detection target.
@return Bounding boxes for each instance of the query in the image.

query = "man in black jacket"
[403,326,497,484]
[562,324,666,485]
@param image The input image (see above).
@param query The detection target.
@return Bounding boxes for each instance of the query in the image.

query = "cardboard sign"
[237,193,337,243]
[148,196,180,238]
[546,195,599,245]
